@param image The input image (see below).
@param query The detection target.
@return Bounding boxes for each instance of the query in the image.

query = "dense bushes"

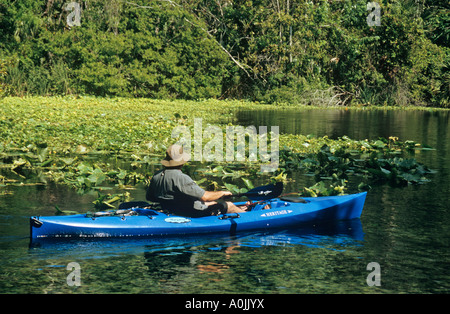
[0,0,448,107]
[0,0,229,99]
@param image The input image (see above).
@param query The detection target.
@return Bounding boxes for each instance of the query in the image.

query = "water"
[1,108,449,294]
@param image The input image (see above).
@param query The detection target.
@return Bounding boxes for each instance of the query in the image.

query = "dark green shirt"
[146,168,206,216]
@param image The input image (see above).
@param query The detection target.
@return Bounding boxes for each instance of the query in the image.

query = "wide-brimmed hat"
[161,144,191,167]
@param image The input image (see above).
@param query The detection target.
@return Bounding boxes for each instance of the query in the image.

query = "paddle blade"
[245,182,283,200]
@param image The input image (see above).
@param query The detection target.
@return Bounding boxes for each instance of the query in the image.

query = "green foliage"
[279,135,434,192]
[0,0,448,106]
[0,97,434,202]
[0,0,229,99]
[302,179,347,198]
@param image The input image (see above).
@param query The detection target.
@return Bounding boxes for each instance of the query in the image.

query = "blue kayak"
[30,192,367,241]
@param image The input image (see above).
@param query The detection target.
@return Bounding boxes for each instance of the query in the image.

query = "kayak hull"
[30,192,367,241]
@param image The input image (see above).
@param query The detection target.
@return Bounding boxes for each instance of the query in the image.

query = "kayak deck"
[30,192,367,241]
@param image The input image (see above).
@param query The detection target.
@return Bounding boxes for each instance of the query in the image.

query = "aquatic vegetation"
[279,135,434,196]
[302,178,347,198]
[0,96,434,205]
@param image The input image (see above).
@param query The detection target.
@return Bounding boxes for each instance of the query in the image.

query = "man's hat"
[161,144,191,167]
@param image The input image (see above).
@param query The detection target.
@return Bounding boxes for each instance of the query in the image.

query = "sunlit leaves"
[279,135,434,193]
[0,96,434,201]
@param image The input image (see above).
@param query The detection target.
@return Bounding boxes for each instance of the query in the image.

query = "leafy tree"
[0,0,448,106]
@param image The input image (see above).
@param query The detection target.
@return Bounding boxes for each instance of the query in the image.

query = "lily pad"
[87,168,107,185]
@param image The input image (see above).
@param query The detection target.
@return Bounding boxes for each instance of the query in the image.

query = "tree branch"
[183,17,255,80]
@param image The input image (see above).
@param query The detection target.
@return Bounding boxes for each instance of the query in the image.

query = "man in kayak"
[146,144,246,217]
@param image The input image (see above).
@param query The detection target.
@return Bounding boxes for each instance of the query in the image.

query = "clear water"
[1,108,449,293]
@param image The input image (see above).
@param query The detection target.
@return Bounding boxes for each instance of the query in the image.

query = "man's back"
[146,168,205,216]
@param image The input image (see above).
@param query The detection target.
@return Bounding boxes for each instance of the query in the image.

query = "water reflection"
[236,108,449,144]
[23,220,365,293]
[28,219,364,261]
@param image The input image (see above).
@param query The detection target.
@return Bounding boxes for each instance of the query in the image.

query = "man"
[146,144,246,217]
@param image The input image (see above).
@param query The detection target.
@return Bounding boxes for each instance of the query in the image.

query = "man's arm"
[200,191,232,202]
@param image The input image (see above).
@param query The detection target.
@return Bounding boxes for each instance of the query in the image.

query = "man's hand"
[200,190,232,202]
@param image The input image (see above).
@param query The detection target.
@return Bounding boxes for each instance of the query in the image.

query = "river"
[1,108,449,293]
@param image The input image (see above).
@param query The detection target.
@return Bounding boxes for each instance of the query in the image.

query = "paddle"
[223,182,283,201]
[118,201,152,210]
[118,182,283,209]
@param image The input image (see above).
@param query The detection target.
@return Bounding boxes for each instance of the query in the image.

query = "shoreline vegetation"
[0,1,448,108]
[0,96,436,209]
